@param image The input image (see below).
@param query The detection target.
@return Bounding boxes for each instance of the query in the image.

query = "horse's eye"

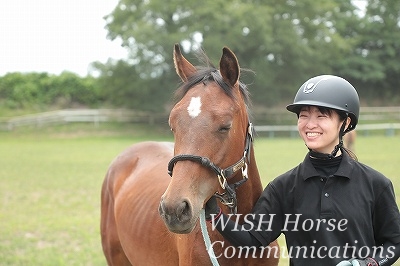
[218,125,231,133]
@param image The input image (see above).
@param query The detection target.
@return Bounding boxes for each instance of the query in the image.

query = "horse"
[100,44,280,266]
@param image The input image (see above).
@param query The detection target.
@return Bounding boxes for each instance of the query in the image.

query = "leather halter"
[167,123,254,214]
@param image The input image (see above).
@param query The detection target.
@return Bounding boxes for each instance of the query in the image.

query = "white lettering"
[237,246,258,258]
[209,241,223,259]
[337,218,348,231]
[232,214,242,231]
[224,245,236,259]
[317,246,327,258]
[255,214,275,231]
[386,246,396,259]
[210,213,234,231]
[282,214,301,231]
[259,245,280,258]
[206,240,387,260]
[243,213,256,231]
[328,246,341,259]
[302,219,314,231]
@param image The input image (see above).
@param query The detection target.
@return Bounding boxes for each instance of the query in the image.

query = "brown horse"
[101,44,279,265]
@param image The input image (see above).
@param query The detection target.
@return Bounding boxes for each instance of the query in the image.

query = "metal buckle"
[214,192,235,208]
[217,173,227,189]
[241,162,248,180]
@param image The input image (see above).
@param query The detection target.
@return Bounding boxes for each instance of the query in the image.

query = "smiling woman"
[0,0,125,76]
[287,75,359,160]
[205,75,400,266]
[297,106,349,155]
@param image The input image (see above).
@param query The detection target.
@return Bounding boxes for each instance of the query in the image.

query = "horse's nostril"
[158,200,165,216]
[159,198,192,225]
[176,200,191,221]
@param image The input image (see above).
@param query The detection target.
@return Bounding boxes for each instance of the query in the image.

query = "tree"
[98,0,390,111]
[92,59,175,111]
[361,0,400,102]
[0,72,101,110]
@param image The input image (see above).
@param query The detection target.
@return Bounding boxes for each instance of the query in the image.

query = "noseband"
[167,123,254,214]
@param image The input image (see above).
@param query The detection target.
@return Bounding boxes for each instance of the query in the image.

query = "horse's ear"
[219,47,240,87]
[173,44,197,82]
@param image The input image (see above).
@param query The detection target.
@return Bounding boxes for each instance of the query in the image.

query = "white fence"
[0,109,162,130]
[1,108,400,136]
[254,106,400,137]
[254,123,400,137]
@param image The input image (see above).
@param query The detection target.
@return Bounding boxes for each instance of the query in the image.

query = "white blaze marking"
[187,97,202,118]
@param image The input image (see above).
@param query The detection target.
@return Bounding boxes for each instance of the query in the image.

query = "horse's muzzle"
[158,197,195,234]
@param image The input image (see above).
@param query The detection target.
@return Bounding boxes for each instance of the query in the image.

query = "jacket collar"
[301,150,354,180]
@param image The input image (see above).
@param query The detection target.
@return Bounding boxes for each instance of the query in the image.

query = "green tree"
[98,0,386,111]
[0,72,50,108]
[361,0,400,102]
[331,0,400,104]
[0,72,101,110]
[49,72,101,107]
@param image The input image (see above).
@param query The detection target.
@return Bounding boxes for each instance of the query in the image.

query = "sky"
[0,0,127,77]
[0,1,368,78]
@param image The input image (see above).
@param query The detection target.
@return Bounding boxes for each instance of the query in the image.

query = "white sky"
[0,1,368,78]
[0,0,127,77]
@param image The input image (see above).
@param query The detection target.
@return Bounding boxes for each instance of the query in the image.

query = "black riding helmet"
[286,75,360,133]
[286,75,360,158]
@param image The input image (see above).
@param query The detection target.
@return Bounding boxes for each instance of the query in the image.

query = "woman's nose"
[306,116,318,128]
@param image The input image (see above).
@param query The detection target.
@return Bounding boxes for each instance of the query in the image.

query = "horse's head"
[159,44,252,234]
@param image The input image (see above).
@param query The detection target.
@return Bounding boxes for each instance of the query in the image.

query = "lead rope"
[199,209,220,266]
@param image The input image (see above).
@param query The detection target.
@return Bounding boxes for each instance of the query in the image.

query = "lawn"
[0,125,399,265]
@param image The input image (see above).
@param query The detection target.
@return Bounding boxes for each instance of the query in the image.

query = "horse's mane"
[173,50,251,108]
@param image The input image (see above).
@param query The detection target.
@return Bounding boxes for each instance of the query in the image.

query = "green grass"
[0,125,399,265]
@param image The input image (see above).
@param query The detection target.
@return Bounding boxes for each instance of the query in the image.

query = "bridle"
[167,123,254,214]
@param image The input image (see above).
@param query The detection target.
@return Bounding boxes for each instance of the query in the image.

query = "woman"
[206,75,400,266]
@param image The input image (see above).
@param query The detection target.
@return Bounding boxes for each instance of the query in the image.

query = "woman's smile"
[306,132,322,138]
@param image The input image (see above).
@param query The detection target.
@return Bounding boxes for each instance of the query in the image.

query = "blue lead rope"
[199,208,220,266]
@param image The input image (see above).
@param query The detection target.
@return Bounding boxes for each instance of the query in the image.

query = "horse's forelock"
[173,65,251,108]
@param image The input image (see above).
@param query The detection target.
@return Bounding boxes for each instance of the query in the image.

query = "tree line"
[1,0,399,115]
[0,72,102,112]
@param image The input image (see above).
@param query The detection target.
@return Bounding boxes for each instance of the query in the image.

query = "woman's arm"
[211,213,263,247]
[336,240,400,265]
[373,240,400,265]
[205,197,262,247]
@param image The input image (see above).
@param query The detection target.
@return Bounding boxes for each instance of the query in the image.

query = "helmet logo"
[303,83,315,94]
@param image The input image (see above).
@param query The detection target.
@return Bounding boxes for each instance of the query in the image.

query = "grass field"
[0,124,399,265]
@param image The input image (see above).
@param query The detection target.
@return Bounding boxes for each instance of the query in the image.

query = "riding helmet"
[286,75,360,132]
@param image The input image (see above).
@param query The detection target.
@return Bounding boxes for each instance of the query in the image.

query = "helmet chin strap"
[308,115,348,160]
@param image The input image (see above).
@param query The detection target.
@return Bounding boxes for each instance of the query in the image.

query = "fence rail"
[254,123,400,137]
[0,109,166,130]
[1,108,400,136]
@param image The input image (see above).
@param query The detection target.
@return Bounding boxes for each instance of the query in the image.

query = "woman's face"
[297,106,346,154]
